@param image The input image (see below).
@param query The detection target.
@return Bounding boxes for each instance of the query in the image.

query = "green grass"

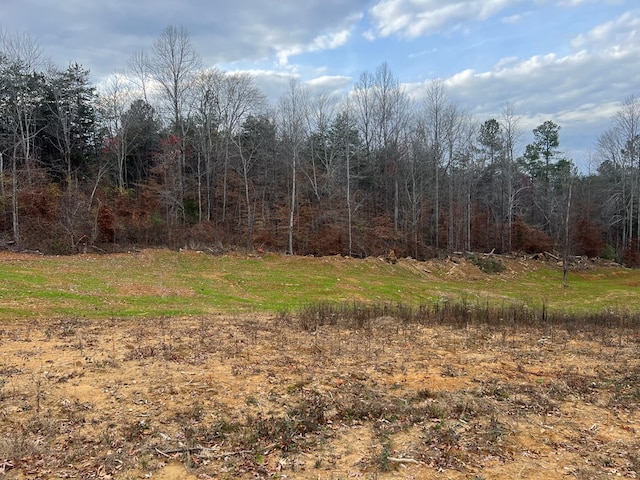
[0,249,639,320]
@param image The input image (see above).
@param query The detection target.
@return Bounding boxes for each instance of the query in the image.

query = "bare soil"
[1,311,639,479]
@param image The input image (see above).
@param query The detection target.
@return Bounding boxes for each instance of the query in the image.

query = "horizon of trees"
[2,25,640,265]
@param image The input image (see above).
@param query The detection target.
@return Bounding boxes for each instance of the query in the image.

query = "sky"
[2,0,639,170]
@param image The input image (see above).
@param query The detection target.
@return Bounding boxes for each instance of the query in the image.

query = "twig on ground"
[0,460,14,473]
[156,446,203,455]
[155,446,253,459]
[387,456,421,464]
[155,448,171,458]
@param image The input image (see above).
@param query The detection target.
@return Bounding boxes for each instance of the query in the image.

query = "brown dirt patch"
[1,314,639,479]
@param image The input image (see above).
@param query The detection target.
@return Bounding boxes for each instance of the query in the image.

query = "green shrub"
[601,244,617,261]
[469,254,505,274]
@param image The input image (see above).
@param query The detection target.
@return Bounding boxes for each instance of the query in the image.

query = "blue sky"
[2,0,639,169]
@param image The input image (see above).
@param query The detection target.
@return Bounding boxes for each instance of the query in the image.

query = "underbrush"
[468,253,506,274]
[1,301,639,479]
[298,299,640,335]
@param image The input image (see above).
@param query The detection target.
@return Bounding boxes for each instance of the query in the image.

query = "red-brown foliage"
[97,205,115,243]
[574,217,605,258]
[512,217,554,254]
[622,242,640,267]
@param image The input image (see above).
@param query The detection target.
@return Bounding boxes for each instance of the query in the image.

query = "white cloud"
[571,10,640,50]
[558,0,588,6]
[404,8,640,164]
[408,47,438,58]
[539,0,621,7]
[438,47,637,115]
[305,75,353,97]
[2,0,367,80]
[224,69,351,104]
[223,69,296,102]
[422,8,640,116]
[366,0,521,39]
[555,102,621,126]
[276,28,353,67]
[501,13,524,24]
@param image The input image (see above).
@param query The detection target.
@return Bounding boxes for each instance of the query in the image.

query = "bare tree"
[150,25,201,132]
[0,27,45,70]
[352,63,410,245]
[342,107,356,257]
[127,49,152,104]
[148,25,201,223]
[329,103,360,257]
[301,91,343,205]
[406,119,430,258]
[233,115,273,241]
[441,102,472,251]
[352,70,376,161]
[562,177,573,287]
[278,79,309,255]
[216,72,264,222]
[421,79,449,251]
[97,74,135,190]
[596,97,640,253]
[373,63,411,232]
[191,67,224,220]
[0,29,45,246]
[500,102,523,252]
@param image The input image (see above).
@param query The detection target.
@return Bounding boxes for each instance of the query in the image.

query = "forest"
[1,25,639,264]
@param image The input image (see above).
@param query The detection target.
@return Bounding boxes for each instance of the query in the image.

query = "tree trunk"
[11,144,19,247]
[563,182,572,287]
[346,143,353,257]
[288,154,297,255]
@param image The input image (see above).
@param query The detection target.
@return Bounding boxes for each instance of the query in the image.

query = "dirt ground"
[0,311,639,479]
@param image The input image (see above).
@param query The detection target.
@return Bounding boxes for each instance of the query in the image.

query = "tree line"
[1,26,639,264]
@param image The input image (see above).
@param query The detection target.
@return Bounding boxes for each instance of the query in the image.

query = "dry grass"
[0,311,638,479]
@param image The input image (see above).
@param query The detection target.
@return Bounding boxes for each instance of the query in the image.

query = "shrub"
[622,244,640,268]
[512,218,554,253]
[469,254,505,274]
[574,218,605,258]
[601,244,617,261]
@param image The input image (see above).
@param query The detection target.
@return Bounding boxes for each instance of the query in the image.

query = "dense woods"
[1,26,639,264]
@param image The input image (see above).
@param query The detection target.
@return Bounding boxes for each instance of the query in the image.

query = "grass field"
[0,248,639,318]
[0,249,639,479]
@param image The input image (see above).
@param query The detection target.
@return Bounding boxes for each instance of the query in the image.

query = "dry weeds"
[0,312,638,479]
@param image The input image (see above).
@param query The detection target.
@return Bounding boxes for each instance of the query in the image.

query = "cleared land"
[0,249,638,318]
[0,250,639,479]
